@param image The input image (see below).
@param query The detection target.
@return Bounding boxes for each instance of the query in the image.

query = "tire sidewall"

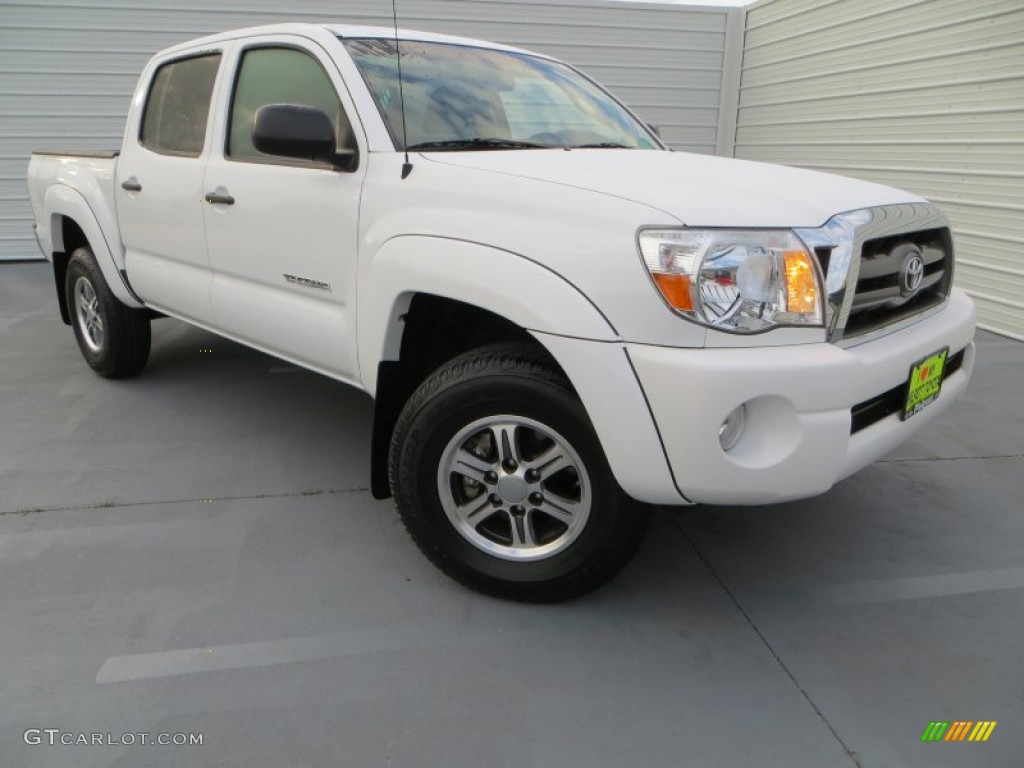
[65,249,110,369]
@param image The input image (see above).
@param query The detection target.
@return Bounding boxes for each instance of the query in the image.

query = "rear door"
[117,50,224,324]
[202,37,365,380]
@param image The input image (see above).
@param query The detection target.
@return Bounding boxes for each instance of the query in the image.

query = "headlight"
[638,229,824,333]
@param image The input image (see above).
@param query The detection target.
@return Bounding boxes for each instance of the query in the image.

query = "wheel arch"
[50,217,89,324]
[362,236,618,500]
[358,235,617,394]
[359,236,683,504]
[44,185,143,310]
[369,293,569,499]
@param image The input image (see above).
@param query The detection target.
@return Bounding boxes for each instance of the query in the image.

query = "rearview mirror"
[252,104,356,171]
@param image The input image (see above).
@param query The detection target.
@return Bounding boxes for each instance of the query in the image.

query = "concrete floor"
[1,261,1021,768]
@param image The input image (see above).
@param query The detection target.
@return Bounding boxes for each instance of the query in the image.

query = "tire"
[389,343,650,602]
[65,245,151,378]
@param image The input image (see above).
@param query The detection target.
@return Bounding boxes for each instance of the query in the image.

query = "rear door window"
[140,54,221,156]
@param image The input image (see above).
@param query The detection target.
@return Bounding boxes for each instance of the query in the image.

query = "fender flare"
[44,184,143,309]
[358,235,618,394]
[360,235,685,504]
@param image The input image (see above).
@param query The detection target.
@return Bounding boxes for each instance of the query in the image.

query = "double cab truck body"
[27,24,976,600]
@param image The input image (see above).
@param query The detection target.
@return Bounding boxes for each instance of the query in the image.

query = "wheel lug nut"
[489,494,502,506]
[484,471,499,484]
[529,492,544,505]
[524,469,540,483]
[510,505,524,516]
[502,460,518,473]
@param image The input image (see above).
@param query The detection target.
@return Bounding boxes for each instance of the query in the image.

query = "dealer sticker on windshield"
[903,347,949,420]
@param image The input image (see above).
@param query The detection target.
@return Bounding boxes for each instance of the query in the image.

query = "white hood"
[422,149,923,229]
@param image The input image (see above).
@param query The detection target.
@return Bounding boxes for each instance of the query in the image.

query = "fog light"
[719,405,746,452]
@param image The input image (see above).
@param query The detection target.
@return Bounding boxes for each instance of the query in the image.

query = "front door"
[202,40,365,380]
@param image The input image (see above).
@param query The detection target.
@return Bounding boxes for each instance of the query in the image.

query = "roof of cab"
[155,23,544,60]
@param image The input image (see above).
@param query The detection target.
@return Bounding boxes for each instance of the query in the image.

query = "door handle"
[204,192,235,205]
[121,179,142,192]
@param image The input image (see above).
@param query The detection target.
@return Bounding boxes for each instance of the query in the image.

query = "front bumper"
[627,288,976,505]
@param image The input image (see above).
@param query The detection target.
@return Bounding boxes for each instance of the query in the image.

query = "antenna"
[392,0,413,179]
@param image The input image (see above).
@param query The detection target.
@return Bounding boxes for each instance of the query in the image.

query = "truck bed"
[27,150,121,266]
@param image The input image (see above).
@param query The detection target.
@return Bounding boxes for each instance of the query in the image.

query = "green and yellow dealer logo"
[921,721,997,742]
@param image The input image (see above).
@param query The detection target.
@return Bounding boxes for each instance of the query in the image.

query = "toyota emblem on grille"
[899,248,925,297]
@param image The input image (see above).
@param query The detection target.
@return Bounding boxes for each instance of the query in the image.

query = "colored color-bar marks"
[921,721,997,742]
[968,721,997,742]
[944,721,973,741]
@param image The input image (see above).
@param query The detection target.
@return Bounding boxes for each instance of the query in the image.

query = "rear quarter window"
[140,54,221,156]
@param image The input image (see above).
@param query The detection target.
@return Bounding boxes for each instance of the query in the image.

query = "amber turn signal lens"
[783,250,818,314]
[653,272,694,311]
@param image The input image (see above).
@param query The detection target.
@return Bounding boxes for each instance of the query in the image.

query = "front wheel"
[65,245,150,378]
[389,344,649,602]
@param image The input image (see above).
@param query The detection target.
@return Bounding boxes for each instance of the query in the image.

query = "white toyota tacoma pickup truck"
[27,24,976,601]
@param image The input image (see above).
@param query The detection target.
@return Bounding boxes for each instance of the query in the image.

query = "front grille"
[843,227,953,340]
[798,204,954,345]
[850,348,965,433]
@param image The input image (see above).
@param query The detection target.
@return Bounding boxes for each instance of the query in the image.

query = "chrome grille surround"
[795,203,954,347]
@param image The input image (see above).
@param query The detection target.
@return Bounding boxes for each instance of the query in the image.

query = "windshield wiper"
[406,138,550,151]
[567,142,632,149]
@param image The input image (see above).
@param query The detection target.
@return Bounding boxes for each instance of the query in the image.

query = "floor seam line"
[878,453,1024,464]
[1,486,371,516]
[670,515,864,768]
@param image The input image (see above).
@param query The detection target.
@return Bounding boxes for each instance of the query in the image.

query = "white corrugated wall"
[733,0,1024,340]
[0,0,737,262]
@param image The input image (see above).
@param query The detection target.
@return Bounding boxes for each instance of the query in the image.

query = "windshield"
[342,38,660,151]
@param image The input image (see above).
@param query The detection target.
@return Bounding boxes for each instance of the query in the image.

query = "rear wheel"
[390,344,649,602]
[65,245,150,378]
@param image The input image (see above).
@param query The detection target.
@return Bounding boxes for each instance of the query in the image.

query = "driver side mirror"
[252,104,357,171]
